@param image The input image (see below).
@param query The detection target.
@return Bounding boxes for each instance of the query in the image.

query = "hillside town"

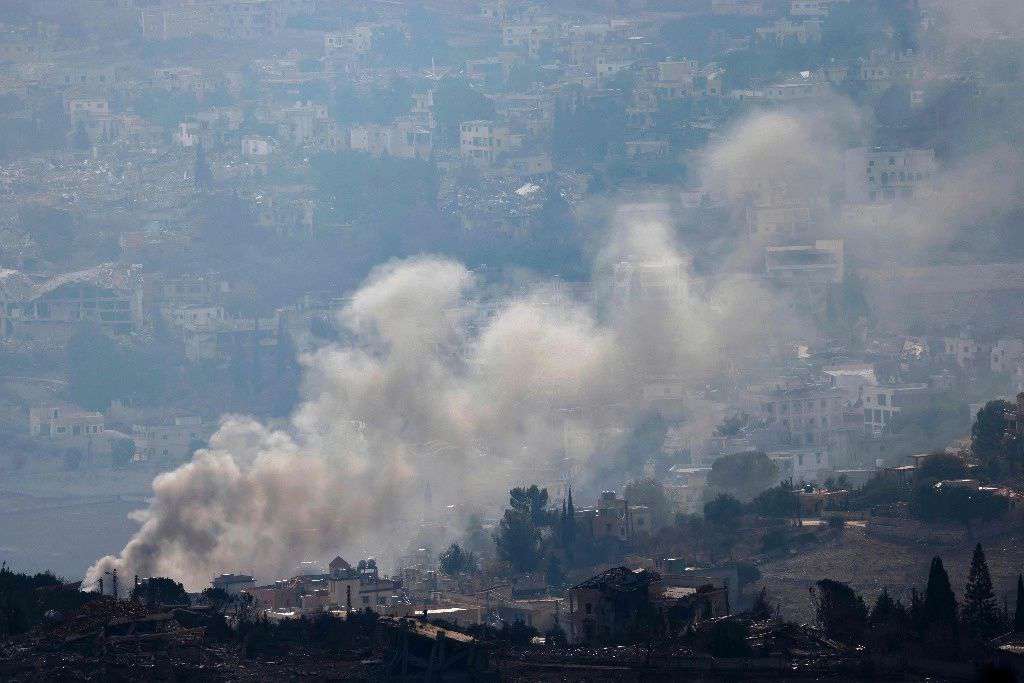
[2,0,1024,679]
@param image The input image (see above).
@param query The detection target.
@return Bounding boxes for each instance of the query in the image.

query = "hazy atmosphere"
[2,0,1024,679]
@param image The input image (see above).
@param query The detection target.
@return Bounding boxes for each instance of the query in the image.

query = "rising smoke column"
[86,208,804,589]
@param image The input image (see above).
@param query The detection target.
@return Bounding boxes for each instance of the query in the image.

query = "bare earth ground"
[758,525,1024,624]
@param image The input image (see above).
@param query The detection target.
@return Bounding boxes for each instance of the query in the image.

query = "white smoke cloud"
[701,101,864,210]
[924,0,1024,43]
[87,209,807,590]
[88,69,1024,590]
[699,96,1024,268]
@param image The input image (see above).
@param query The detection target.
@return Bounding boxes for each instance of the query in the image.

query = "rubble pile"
[746,619,847,658]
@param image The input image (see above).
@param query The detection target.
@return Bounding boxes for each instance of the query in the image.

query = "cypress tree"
[910,587,926,636]
[1014,575,1024,633]
[869,588,911,653]
[566,487,575,544]
[923,556,959,656]
[962,543,1002,642]
[869,588,896,627]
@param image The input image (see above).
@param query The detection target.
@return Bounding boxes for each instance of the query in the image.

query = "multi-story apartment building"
[459,120,512,165]
[861,383,930,435]
[747,382,846,450]
[132,415,208,462]
[30,403,105,440]
[991,339,1024,375]
[843,147,937,203]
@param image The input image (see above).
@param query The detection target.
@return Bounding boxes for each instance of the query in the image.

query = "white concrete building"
[992,339,1024,375]
[132,415,207,462]
[943,333,986,369]
[459,120,512,165]
[768,448,830,484]
[30,403,104,440]
[790,0,850,17]
[765,240,844,285]
[241,136,273,158]
[843,147,937,203]
[212,574,256,596]
[824,363,877,405]
[862,384,929,435]
[756,19,823,44]
[747,383,845,450]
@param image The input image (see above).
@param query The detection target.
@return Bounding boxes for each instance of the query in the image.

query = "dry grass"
[758,525,1024,623]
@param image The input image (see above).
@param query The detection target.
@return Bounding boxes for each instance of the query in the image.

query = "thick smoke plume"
[702,97,1024,268]
[86,208,804,589]
[89,5,1024,586]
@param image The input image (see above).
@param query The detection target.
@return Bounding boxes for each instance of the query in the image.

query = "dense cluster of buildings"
[214,540,734,645]
[3,2,1023,636]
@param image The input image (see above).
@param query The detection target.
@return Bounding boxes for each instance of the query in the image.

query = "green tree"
[923,556,959,657]
[812,579,868,645]
[704,493,743,528]
[914,452,968,484]
[494,507,542,573]
[0,564,94,637]
[707,619,753,657]
[961,544,1003,643]
[854,472,911,508]
[708,451,779,501]
[201,586,232,611]
[750,483,798,518]
[715,413,750,437]
[867,588,910,654]
[439,543,477,576]
[972,400,1012,475]
[509,485,553,527]
[132,576,189,606]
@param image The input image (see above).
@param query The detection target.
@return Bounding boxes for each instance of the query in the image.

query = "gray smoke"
[86,209,805,590]
[92,7,1024,586]
[701,96,1023,268]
